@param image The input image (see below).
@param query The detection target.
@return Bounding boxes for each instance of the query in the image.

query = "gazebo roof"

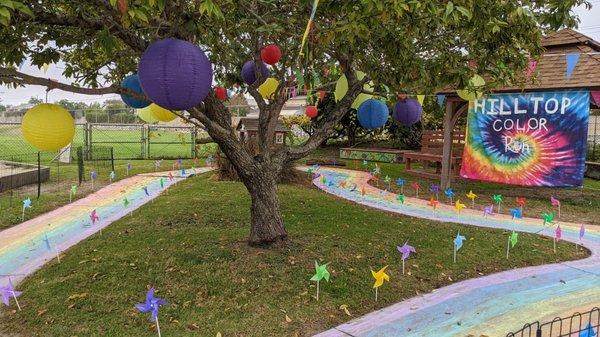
[439,29,600,94]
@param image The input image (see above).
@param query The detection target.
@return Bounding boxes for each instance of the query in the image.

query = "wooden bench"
[403,130,465,180]
[339,147,405,163]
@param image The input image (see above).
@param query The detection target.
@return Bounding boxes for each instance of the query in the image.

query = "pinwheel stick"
[471,199,474,208]
[558,204,561,218]
[55,247,61,263]
[22,207,25,222]
[402,260,405,275]
[316,280,320,301]
[554,237,557,253]
[12,291,21,311]
[375,287,378,302]
[156,317,162,337]
[453,246,457,263]
[506,237,510,259]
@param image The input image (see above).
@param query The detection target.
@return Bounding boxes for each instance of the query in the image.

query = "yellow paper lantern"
[21,103,75,151]
[257,78,279,100]
[148,103,178,122]
[457,74,485,101]
[334,71,374,109]
[136,106,159,124]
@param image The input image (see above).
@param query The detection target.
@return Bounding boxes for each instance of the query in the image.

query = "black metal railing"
[507,307,600,337]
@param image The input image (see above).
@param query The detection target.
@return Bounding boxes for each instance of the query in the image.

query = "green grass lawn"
[308,146,600,225]
[0,123,214,162]
[0,173,588,337]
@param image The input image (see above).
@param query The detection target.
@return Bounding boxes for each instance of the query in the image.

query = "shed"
[236,117,289,146]
[436,29,600,188]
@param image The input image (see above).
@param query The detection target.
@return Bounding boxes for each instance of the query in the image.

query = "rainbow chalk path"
[308,167,600,337]
[0,169,209,286]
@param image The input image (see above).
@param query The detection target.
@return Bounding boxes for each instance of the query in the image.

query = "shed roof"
[236,117,289,132]
[439,29,600,94]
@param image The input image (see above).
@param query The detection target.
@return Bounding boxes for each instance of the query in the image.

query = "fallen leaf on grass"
[285,314,292,323]
[339,304,351,316]
[37,309,48,316]
[67,293,88,301]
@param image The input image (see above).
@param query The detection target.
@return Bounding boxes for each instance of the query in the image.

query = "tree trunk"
[244,171,288,246]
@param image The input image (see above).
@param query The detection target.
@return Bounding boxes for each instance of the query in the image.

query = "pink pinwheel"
[135,288,167,336]
[397,242,416,274]
[168,172,174,181]
[90,210,99,225]
[0,279,22,311]
[410,182,421,198]
[550,196,561,218]
[554,225,562,253]
[516,197,526,211]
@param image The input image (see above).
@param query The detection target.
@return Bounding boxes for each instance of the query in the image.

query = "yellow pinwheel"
[371,266,390,301]
[455,200,466,213]
[466,190,477,208]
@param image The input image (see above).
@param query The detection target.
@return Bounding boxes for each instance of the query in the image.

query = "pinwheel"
[410,182,420,198]
[362,160,369,170]
[453,233,466,263]
[466,190,477,208]
[516,197,526,212]
[180,168,187,177]
[168,172,174,181]
[22,197,32,221]
[372,164,381,176]
[551,196,561,218]
[124,197,132,216]
[455,200,466,214]
[430,184,440,200]
[554,225,562,253]
[69,184,77,203]
[43,234,60,263]
[510,208,522,220]
[507,231,518,259]
[160,178,165,189]
[327,180,335,187]
[90,170,97,189]
[338,180,347,189]
[384,175,391,189]
[580,322,596,337]
[542,212,554,226]
[90,209,99,226]
[445,187,455,204]
[397,193,405,204]
[483,205,494,217]
[126,162,132,176]
[397,242,416,274]
[493,194,503,213]
[109,171,116,183]
[154,160,161,171]
[205,155,214,167]
[361,185,366,196]
[310,261,330,301]
[0,279,22,311]
[428,198,439,210]
[371,266,390,301]
[578,224,586,250]
[396,178,406,194]
[135,288,167,337]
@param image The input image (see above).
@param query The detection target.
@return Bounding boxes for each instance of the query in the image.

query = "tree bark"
[243,170,288,246]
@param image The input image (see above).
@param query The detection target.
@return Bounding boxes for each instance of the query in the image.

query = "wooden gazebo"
[437,29,600,188]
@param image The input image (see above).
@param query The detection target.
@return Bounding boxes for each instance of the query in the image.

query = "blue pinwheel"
[510,207,522,219]
[580,323,597,337]
[396,178,406,193]
[135,288,167,336]
[453,232,466,263]
[445,187,455,204]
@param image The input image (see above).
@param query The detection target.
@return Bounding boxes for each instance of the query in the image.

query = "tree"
[27,96,43,105]
[0,0,588,246]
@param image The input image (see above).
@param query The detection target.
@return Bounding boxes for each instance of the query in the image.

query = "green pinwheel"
[542,212,554,225]
[310,261,330,301]
[506,231,518,259]
[493,194,503,213]
[397,193,405,204]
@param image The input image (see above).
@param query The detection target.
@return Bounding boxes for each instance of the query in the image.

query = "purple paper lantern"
[393,99,423,126]
[138,38,213,111]
[241,60,269,85]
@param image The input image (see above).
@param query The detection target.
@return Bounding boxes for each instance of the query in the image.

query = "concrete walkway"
[0,168,210,286]
[308,167,600,337]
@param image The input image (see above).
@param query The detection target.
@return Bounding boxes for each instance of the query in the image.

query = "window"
[275,133,284,144]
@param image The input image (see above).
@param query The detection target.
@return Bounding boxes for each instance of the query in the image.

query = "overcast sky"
[1,3,600,106]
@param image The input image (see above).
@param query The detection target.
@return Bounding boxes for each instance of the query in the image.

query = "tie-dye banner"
[460,91,590,187]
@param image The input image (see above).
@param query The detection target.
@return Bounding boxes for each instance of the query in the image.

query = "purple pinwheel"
[397,242,416,275]
[580,224,586,240]
[430,184,440,199]
[1,279,22,310]
[135,288,167,335]
[483,205,494,217]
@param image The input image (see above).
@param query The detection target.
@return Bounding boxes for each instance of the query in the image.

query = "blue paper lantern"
[138,38,213,111]
[393,99,422,126]
[120,74,150,109]
[357,99,389,129]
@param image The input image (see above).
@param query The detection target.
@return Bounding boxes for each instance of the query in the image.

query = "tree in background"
[0,0,588,246]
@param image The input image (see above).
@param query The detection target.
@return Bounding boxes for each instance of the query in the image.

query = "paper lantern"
[138,38,213,110]
[136,106,158,124]
[21,104,75,151]
[214,86,227,101]
[334,71,374,109]
[120,74,150,109]
[260,44,282,65]
[457,74,485,101]
[357,99,389,129]
[241,60,269,85]
[146,103,178,122]
[257,78,279,100]
[305,105,318,118]
[393,99,423,126]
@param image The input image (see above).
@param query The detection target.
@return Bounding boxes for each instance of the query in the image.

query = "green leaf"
[456,6,471,20]
[0,13,8,25]
[13,2,33,17]
[0,0,14,9]
[135,10,148,23]
[445,2,454,16]
[0,7,10,19]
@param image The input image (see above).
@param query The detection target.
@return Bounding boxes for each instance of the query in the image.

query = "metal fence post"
[110,147,115,172]
[191,126,197,158]
[37,152,41,199]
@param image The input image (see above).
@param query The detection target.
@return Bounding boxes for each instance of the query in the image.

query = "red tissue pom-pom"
[214,86,227,101]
